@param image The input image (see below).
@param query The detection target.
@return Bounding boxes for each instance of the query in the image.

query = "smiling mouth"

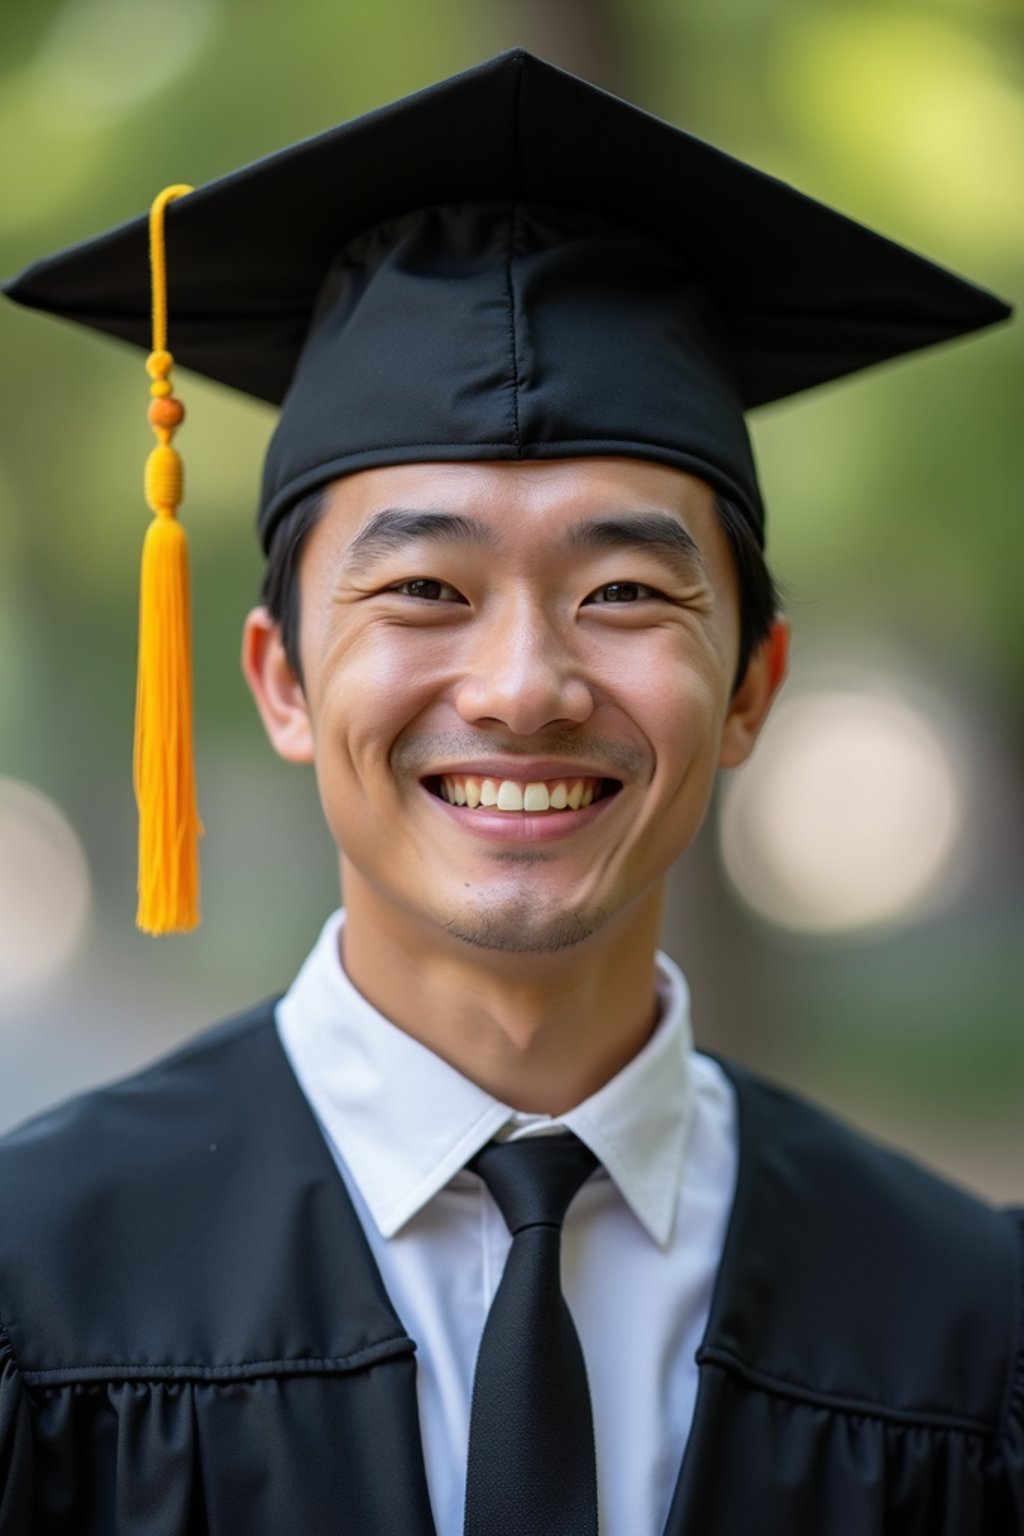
[424,774,622,814]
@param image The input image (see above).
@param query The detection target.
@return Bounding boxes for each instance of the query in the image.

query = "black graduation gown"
[0,1001,1021,1535]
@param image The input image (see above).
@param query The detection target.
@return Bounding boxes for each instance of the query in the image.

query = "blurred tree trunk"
[475,0,639,98]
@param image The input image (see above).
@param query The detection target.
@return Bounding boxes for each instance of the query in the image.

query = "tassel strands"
[134,183,203,934]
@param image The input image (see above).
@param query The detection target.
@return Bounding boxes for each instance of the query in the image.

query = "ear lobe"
[718,617,789,769]
[241,607,315,764]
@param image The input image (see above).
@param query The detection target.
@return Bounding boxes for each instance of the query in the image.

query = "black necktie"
[463,1133,600,1536]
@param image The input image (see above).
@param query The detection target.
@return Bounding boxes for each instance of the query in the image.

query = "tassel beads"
[134,184,202,934]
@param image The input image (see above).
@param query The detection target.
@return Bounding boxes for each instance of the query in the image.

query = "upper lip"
[420,759,624,783]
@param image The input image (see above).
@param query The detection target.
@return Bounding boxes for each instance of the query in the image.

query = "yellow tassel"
[134,184,202,934]
[134,508,202,931]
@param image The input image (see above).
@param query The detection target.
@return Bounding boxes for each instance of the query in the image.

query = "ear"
[718,617,789,769]
[241,606,315,764]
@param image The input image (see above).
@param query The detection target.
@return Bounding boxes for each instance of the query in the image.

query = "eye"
[388,578,465,602]
[584,581,662,604]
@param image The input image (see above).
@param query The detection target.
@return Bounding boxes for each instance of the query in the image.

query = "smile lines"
[434,774,611,813]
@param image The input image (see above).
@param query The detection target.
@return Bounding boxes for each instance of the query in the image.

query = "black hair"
[259,487,326,690]
[713,494,781,689]
[260,484,779,692]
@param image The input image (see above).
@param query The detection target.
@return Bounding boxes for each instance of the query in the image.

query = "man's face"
[245,458,785,956]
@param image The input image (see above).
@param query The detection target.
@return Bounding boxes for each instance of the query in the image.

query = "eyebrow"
[344,505,706,580]
[345,508,497,574]
[560,512,707,580]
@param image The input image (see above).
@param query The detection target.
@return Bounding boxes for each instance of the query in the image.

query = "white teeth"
[436,774,607,813]
[496,781,525,812]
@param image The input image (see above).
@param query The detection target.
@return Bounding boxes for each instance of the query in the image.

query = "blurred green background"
[0,0,1021,1196]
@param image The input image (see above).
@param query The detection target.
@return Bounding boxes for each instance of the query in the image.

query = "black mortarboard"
[5,47,1011,551]
[3,49,1011,934]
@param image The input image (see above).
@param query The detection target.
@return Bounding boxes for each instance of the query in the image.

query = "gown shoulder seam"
[696,1344,996,1436]
[17,1332,416,1389]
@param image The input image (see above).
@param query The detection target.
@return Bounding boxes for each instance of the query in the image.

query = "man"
[0,49,1020,1536]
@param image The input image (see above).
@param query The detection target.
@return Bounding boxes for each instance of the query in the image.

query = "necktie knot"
[469,1132,598,1236]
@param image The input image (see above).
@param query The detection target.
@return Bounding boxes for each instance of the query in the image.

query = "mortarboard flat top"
[4,47,1011,546]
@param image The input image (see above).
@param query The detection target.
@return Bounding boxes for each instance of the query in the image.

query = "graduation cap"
[4,48,1011,934]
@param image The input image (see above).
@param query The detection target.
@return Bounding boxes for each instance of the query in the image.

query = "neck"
[338,866,665,1115]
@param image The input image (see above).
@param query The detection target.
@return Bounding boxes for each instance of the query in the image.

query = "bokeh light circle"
[718,689,966,935]
[0,778,92,998]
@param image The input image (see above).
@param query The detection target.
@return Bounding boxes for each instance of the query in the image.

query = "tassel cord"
[133,182,202,934]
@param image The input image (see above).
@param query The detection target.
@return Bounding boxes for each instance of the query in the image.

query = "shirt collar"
[276,910,695,1247]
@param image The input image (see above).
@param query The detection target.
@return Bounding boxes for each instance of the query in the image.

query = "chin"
[437,894,615,955]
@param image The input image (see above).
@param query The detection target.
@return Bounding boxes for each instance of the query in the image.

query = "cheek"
[647,680,725,809]
[591,628,729,753]
[311,625,451,777]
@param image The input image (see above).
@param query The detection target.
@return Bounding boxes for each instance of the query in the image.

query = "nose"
[453,597,594,735]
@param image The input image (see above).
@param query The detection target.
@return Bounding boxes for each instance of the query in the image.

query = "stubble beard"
[439,872,614,954]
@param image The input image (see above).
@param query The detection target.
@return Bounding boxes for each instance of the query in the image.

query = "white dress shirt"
[276,910,738,1536]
